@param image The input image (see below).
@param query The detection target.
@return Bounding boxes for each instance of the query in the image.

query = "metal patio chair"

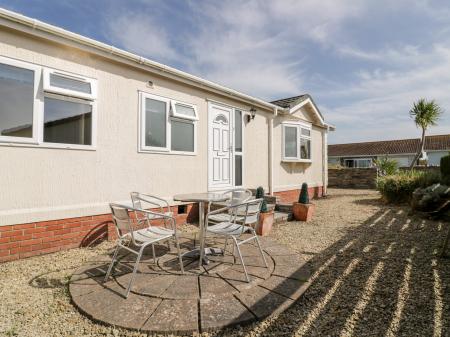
[131,192,175,260]
[104,203,184,298]
[205,198,268,282]
[208,188,253,224]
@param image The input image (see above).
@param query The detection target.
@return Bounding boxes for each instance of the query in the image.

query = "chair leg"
[223,237,229,255]
[233,237,250,282]
[151,244,156,264]
[175,236,185,274]
[104,244,120,282]
[125,249,143,298]
[254,233,268,268]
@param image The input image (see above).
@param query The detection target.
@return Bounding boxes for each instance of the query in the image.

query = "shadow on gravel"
[211,206,450,337]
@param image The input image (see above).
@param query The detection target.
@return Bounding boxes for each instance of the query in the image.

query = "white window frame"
[43,68,97,101]
[233,108,245,187]
[282,121,312,163]
[0,56,41,144]
[0,56,98,150]
[41,93,97,150]
[139,91,197,155]
[170,100,198,121]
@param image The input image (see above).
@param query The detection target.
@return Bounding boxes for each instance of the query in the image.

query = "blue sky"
[1,0,449,144]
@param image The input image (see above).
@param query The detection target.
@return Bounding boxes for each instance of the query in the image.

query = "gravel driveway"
[0,189,448,337]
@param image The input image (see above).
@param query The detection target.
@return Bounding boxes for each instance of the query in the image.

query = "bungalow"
[0,9,333,262]
[329,134,450,168]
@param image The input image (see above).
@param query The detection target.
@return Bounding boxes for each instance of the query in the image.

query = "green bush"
[441,155,450,183]
[376,170,441,204]
[256,186,268,212]
[374,157,398,175]
[298,183,310,204]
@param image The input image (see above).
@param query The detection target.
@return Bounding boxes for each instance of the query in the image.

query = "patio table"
[173,192,229,267]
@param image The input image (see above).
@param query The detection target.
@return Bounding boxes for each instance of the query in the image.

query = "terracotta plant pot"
[256,211,274,236]
[292,202,315,221]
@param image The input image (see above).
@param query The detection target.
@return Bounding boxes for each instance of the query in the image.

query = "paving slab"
[200,295,254,330]
[199,274,237,298]
[260,275,310,300]
[235,285,294,319]
[272,262,311,281]
[141,299,198,333]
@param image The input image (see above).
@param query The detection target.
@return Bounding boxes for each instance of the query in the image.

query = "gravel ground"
[0,188,448,337]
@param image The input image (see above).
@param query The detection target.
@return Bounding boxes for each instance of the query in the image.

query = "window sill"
[0,141,96,151]
[282,158,312,163]
[138,148,197,156]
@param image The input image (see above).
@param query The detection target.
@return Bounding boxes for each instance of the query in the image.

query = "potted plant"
[292,183,315,221]
[255,186,274,236]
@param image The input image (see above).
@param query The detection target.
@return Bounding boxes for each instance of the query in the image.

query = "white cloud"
[105,12,177,61]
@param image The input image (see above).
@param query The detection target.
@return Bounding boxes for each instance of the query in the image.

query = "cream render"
[0,9,333,226]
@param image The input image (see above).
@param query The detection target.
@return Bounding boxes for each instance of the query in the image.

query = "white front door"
[208,103,233,190]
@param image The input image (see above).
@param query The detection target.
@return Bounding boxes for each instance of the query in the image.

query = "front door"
[208,103,233,190]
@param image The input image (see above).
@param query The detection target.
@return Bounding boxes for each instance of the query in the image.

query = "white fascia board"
[288,98,325,125]
[0,8,284,115]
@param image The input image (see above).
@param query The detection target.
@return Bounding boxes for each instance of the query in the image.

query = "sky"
[1,0,449,144]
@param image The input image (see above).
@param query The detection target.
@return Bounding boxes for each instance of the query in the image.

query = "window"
[140,92,197,154]
[43,69,96,147]
[171,101,198,120]
[0,57,97,149]
[43,68,96,100]
[282,122,312,162]
[0,57,40,143]
[234,109,243,186]
[43,96,92,145]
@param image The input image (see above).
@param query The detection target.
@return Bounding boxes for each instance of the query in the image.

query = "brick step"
[275,202,293,213]
[274,211,292,223]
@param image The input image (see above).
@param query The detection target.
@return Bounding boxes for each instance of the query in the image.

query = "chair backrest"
[131,192,170,222]
[229,188,253,206]
[110,203,137,243]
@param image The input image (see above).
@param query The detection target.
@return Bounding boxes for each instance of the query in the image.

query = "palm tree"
[409,98,442,170]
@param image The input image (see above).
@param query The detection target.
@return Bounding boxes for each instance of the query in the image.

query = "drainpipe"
[322,126,329,196]
[268,108,277,195]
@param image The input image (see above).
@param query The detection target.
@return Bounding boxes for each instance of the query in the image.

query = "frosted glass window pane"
[284,126,297,157]
[300,138,311,159]
[235,155,242,186]
[145,98,167,148]
[301,128,311,137]
[44,97,92,145]
[0,63,34,138]
[50,73,91,94]
[235,109,242,152]
[171,120,194,152]
[174,103,196,118]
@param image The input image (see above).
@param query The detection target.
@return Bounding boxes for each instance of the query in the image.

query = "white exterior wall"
[0,28,277,225]
[427,151,448,166]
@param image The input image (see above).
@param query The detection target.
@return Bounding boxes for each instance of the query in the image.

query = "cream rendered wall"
[273,107,325,191]
[0,28,271,225]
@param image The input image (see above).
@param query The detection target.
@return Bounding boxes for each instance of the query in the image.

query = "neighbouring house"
[328,134,450,168]
[0,9,334,262]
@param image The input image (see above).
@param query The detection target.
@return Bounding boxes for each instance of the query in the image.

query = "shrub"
[298,183,310,204]
[256,186,268,212]
[374,157,398,176]
[376,170,441,204]
[441,154,450,183]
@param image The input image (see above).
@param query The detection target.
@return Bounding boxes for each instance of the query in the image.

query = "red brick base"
[274,186,324,204]
[0,203,198,263]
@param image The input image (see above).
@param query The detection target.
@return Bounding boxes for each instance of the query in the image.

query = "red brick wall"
[0,203,198,263]
[274,186,324,203]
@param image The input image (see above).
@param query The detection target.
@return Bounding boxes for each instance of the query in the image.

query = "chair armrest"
[133,207,177,233]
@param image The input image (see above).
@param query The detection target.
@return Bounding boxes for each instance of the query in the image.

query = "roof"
[0,8,285,114]
[270,94,325,122]
[270,95,308,108]
[328,134,450,157]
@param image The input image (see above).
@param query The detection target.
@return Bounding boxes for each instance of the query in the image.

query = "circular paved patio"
[69,235,311,333]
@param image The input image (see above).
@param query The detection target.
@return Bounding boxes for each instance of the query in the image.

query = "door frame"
[207,101,245,191]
